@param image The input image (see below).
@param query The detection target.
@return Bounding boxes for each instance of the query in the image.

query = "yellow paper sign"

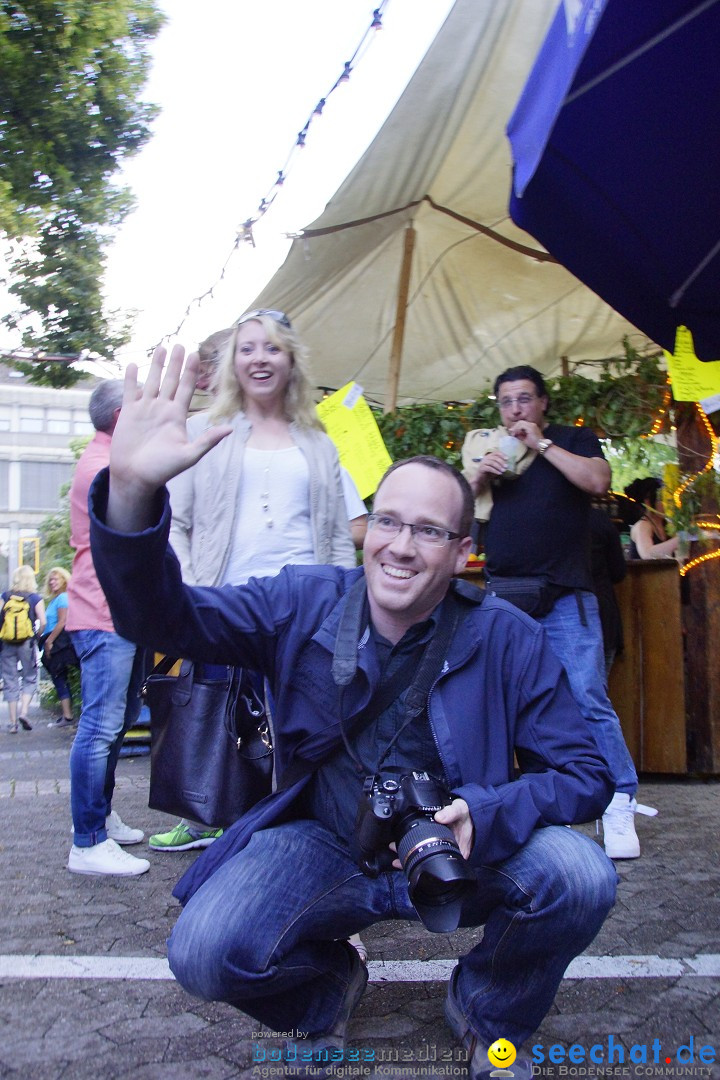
[316,383,392,500]
[665,326,720,402]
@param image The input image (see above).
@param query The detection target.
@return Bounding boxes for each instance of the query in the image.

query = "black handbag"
[144,657,274,828]
[485,575,561,619]
[40,629,79,677]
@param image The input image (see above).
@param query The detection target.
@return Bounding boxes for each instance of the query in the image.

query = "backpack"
[0,592,36,643]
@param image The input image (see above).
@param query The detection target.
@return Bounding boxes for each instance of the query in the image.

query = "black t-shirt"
[484,423,604,590]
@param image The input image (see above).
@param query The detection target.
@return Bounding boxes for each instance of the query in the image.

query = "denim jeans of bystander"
[538,591,638,796]
[69,629,143,847]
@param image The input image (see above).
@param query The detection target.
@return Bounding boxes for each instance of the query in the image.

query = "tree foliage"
[0,0,165,384]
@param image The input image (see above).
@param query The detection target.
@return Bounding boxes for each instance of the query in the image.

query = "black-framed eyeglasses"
[367,514,461,547]
[235,309,292,329]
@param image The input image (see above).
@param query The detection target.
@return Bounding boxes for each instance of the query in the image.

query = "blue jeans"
[69,630,143,847]
[50,667,72,704]
[168,820,617,1047]
[538,592,638,796]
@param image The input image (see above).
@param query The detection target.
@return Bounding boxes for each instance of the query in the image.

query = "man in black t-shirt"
[463,365,652,860]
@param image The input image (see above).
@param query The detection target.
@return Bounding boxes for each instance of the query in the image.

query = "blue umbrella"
[507,0,720,359]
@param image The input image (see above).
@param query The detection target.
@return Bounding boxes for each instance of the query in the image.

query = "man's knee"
[542,827,617,920]
[513,827,617,922]
[168,893,263,1002]
[168,907,234,1000]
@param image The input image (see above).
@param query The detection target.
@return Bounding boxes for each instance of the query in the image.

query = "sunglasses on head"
[235,309,292,329]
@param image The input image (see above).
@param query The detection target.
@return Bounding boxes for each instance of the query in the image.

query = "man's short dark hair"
[375,455,474,538]
[493,365,549,405]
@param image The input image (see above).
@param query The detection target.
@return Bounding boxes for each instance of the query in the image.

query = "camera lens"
[396,819,475,933]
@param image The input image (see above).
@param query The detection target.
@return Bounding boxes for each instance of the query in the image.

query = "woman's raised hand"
[107,345,232,533]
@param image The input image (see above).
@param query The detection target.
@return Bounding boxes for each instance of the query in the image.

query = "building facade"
[0,365,97,585]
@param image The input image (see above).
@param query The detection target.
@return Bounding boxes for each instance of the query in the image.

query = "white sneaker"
[68,838,150,877]
[601,793,657,859]
[106,809,144,845]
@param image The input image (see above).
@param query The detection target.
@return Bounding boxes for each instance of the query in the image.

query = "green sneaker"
[148,822,223,852]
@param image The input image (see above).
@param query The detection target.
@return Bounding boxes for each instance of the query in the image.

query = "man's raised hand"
[107,345,232,533]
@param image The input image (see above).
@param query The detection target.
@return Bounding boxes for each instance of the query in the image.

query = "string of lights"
[151,2,389,351]
[644,385,672,438]
[672,402,719,508]
[679,546,720,577]
[675,403,720,576]
[606,387,720,577]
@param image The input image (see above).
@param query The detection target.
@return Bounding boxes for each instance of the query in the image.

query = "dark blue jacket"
[89,470,613,904]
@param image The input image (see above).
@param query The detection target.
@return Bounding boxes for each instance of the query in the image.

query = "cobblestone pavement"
[1,703,719,1080]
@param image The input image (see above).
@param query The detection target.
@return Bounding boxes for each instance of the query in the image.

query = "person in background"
[624,477,679,560]
[1,564,45,733]
[189,327,232,414]
[341,467,368,549]
[463,365,649,860]
[66,380,149,878]
[164,309,354,603]
[589,504,626,680]
[41,566,76,727]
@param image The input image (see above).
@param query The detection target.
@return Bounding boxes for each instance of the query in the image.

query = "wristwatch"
[537,438,554,455]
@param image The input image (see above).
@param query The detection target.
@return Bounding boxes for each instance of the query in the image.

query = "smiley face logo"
[488,1039,517,1070]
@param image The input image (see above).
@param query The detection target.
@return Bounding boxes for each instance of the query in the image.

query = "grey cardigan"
[168,412,356,586]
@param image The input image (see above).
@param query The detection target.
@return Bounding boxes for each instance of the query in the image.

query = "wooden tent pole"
[384,225,416,414]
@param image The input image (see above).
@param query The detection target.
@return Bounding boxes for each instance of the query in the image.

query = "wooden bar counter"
[608,560,686,774]
[680,554,720,773]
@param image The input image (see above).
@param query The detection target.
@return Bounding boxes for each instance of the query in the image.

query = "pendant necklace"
[260,449,278,528]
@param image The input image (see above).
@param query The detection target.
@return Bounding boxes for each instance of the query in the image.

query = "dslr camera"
[353,770,475,932]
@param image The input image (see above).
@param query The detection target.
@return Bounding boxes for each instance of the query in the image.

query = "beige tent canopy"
[253,0,648,410]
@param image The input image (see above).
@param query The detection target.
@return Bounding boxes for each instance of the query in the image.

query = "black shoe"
[18,717,32,731]
[445,968,533,1080]
[283,946,369,1077]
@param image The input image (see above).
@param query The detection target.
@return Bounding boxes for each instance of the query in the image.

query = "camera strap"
[331,576,369,687]
[278,581,473,790]
[337,587,467,776]
[276,648,422,792]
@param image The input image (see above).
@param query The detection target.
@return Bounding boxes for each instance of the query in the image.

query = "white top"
[340,468,366,520]
[223,446,314,585]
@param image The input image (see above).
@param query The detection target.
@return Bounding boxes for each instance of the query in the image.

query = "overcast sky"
[102,0,456,375]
